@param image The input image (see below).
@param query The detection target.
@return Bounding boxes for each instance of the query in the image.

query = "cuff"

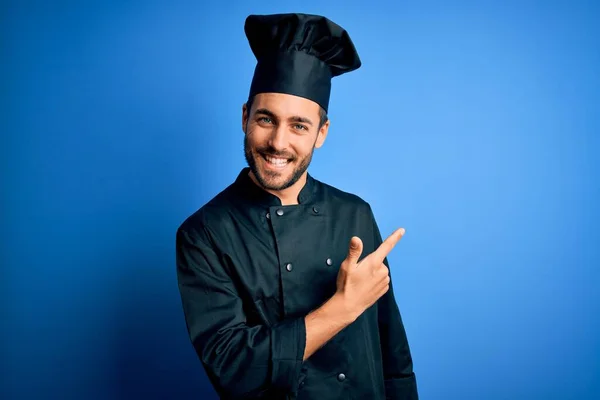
[270,317,307,391]
[385,374,419,400]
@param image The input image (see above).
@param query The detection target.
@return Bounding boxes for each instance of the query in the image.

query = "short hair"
[246,95,329,129]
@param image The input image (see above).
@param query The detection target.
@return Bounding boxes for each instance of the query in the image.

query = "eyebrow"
[255,108,314,127]
[290,116,314,127]
[255,108,277,120]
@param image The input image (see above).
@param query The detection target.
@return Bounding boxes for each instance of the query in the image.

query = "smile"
[262,154,291,169]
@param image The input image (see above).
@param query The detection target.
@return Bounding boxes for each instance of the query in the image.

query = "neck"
[248,170,308,206]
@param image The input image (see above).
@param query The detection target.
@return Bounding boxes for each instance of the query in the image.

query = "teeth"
[265,155,288,166]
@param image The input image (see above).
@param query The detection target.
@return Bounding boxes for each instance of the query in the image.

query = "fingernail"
[399,228,405,235]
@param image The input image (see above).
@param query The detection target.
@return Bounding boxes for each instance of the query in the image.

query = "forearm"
[303,293,357,361]
[193,314,306,398]
[177,228,307,398]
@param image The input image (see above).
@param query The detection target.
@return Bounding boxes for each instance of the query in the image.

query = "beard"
[243,134,315,191]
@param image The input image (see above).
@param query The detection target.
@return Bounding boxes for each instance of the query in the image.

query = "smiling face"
[242,92,329,192]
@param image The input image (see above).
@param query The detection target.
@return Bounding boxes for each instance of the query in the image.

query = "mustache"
[256,146,295,160]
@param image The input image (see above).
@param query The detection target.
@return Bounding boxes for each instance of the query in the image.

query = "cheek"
[244,129,262,147]
[247,138,273,157]
[293,141,315,158]
[247,125,271,142]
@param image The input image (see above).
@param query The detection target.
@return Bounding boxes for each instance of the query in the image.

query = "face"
[242,93,329,191]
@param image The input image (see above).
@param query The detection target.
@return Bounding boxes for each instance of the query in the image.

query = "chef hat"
[244,13,362,113]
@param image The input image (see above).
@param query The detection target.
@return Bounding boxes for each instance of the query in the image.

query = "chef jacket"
[176,167,418,399]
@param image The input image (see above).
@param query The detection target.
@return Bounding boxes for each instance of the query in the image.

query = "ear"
[242,103,249,134]
[314,119,330,149]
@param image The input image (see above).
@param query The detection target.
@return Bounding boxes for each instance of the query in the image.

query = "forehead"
[252,93,320,118]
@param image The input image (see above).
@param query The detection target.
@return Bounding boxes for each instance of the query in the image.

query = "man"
[176,13,418,400]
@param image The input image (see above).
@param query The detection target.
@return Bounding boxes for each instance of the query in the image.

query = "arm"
[369,207,419,400]
[176,225,355,398]
[176,226,303,399]
[304,294,357,360]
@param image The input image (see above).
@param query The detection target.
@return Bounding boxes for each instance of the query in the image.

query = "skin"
[302,230,405,361]
[242,92,329,206]
[241,92,406,361]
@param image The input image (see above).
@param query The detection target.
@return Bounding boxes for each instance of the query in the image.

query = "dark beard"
[243,134,314,191]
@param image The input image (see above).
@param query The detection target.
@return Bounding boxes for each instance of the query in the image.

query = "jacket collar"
[233,167,317,207]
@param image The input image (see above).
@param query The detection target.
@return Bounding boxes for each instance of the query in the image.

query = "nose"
[268,125,289,151]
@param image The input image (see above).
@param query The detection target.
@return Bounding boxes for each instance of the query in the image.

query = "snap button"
[312,206,319,213]
[276,209,284,216]
[286,263,293,272]
[266,212,270,219]
[326,258,333,266]
[337,373,346,382]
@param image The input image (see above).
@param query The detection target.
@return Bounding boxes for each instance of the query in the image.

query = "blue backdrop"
[3,1,599,399]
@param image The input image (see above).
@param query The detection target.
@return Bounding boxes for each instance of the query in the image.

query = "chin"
[244,145,310,192]
[255,166,296,190]
[257,171,293,190]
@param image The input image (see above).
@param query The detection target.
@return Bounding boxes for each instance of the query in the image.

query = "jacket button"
[286,263,293,272]
[276,209,284,216]
[266,212,270,219]
[337,373,346,382]
[326,258,333,266]
[312,206,319,213]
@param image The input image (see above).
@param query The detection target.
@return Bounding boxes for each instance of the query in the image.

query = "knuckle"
[378,264,389,276]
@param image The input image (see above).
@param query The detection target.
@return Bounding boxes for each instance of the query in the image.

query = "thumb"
[346,236,363,265]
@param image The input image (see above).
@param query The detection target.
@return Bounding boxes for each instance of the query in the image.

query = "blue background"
[3,1,599,399]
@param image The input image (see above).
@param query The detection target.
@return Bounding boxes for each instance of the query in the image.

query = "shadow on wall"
[94,118,222,398]
[108,228,218,399]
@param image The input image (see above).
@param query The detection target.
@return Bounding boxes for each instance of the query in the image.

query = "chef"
[176,12,418,399]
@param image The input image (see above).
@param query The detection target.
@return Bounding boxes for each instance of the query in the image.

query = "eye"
[293,124,308,131]
[258,117,273,124]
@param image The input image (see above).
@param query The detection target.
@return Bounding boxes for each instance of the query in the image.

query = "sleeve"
[368,205,419,400]
[176,225,307,399]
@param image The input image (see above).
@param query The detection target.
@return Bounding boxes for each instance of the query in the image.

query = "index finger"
[372,228,405,263]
